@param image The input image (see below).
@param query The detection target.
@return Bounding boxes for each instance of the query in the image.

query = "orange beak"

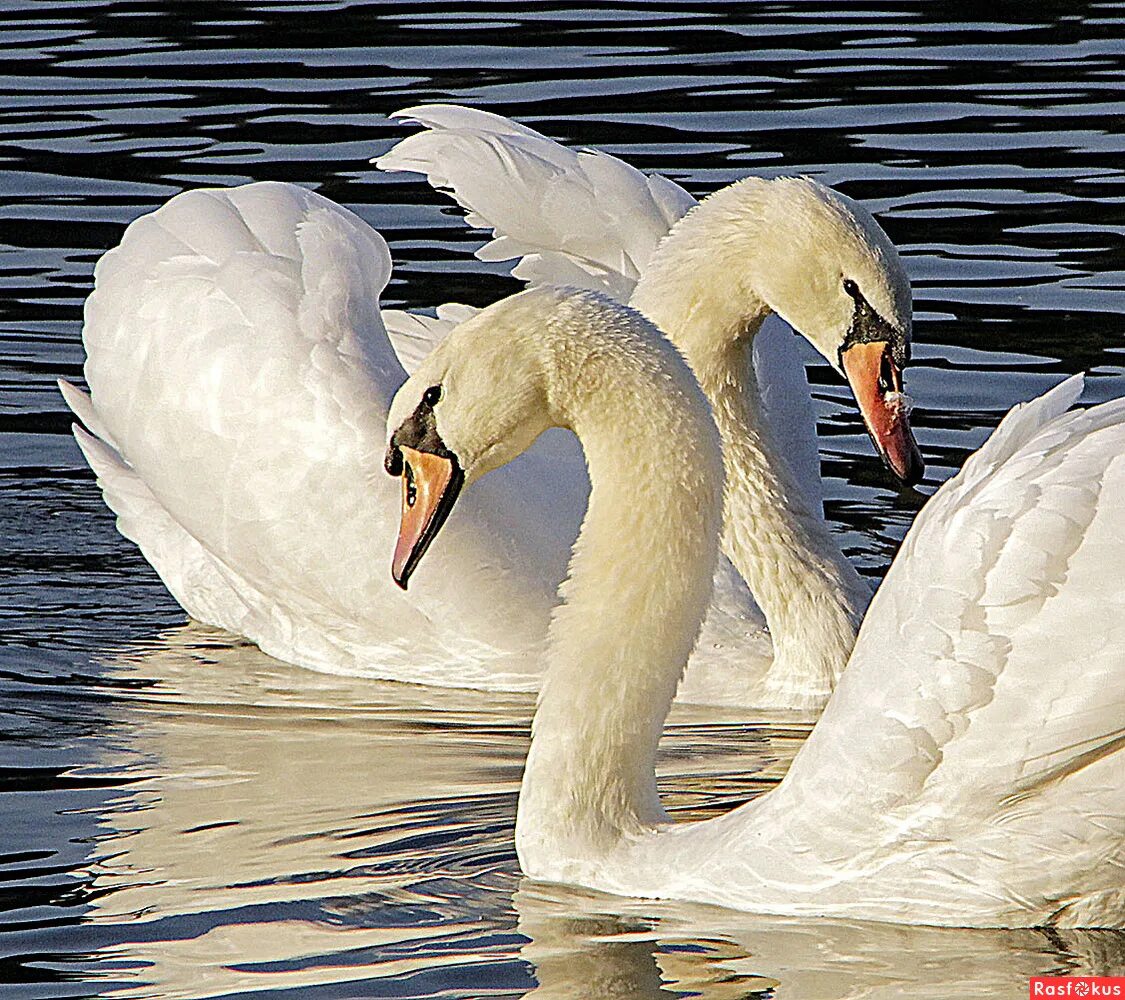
[841,341,924,486]
[391,445,464,589]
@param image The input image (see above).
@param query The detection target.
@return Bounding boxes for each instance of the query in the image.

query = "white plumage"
[377,105,924,706]
[389,286,1124,928]
[376,104,826,507]
[65,106,918,707]
[62,182,767,698]
[663,374,1125,927]
[377,104,696,300]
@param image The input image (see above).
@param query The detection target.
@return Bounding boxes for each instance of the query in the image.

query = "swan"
[378,104,923,705]
[60,156,916,707]
[387,284,1125,928]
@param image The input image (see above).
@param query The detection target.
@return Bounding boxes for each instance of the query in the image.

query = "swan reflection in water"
[81,625,1123,998]
[515,883,1125,1000]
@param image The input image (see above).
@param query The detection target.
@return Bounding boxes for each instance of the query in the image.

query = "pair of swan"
[62,106,924,709]
[387,283,1125,928]
[379,105,922,707]
[62,108,1122,925]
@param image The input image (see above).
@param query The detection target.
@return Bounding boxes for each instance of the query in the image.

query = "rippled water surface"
[3,2,1125,996]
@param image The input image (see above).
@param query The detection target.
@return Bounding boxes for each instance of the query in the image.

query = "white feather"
[64,182,768,704]
[377,104,696,300]
[403,290,1123,926]
[378,107,878,706]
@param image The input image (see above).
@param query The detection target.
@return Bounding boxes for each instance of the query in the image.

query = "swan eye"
[423,385,442,407]
[842,278,860,298]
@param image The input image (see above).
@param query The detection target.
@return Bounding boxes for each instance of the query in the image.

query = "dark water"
[2,2,1124,996]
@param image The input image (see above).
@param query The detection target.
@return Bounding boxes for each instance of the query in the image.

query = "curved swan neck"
[712,355,870,700]
[630,183,870,704]
[631,178,774,363]
[516,292,723,872]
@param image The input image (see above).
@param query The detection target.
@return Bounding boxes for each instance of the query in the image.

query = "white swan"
[60,155,916,707]
[388,284,1125,928]
[378,104,922,705]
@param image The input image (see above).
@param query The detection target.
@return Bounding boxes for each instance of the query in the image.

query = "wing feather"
[376,104,696,301]
[63,181,595,686]
[743,376,1125,922]
[381,303,480,376]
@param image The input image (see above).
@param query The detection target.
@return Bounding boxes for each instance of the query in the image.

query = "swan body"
[62,181,768,699]
[379,105,923,705]
[63,99,922,710]
[66,110,920,708]
[389,286,1124,928]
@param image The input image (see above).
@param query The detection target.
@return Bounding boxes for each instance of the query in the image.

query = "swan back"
[82,184,401,604]
[692,376,1125,926]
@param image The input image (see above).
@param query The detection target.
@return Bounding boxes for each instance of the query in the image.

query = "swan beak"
[841,341,925,487]
[391,446,464,589]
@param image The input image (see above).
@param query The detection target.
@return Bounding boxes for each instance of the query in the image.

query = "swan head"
[654,176,923,485]
[742,178,922,484]
[384,289,558,587]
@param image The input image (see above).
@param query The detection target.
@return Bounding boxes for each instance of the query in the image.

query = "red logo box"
[1030,979,1125,998]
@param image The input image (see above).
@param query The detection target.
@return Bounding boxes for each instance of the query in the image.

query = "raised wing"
[752,375,1125,924]
[376,104,697,301]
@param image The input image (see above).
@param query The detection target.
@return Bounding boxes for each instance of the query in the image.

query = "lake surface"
[2,2,1124,996]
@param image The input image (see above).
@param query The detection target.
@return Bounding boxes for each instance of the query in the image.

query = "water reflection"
[65,628,1125,997]
[73,626,788,996]
[516,883,1125,1000]
[81,624,527,996]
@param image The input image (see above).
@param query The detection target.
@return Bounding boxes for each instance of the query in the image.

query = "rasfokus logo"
[1030,979,1125,997]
